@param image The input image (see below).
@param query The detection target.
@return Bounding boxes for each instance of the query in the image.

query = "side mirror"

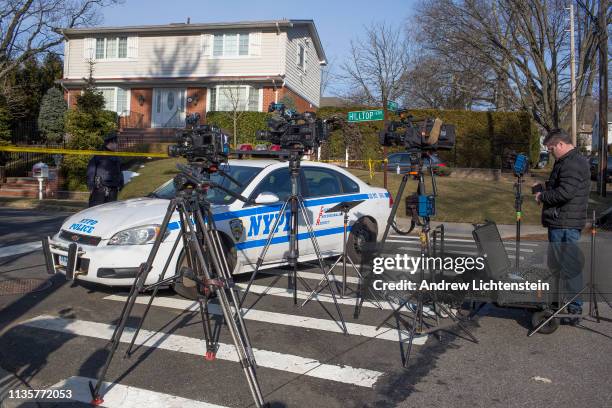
[254,192,280,205]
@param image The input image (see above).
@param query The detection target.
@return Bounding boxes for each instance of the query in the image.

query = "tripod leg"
[298,199,348,334]
[179,202,265,407]
[90,198,177,404]
[125,232,183,357]
[528,287,588,336]
[198,295,217,361]
[239,199,290,308]
[382,174,410,245]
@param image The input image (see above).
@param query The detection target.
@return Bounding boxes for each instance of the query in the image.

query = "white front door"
[152,88,186,128]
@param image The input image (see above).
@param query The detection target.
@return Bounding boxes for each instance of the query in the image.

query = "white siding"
[65,30,284,79]
[283,26,321,107]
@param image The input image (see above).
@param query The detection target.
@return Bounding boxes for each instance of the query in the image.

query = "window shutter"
[296,46,300,64]
[127,36,138,58]
[304,49,308,73]
[201,34,213,57]
[83,38,95,59]
[248,32,261,56]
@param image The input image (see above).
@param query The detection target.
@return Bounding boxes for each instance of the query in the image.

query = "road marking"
[0,241,42,258]
[23,315,384,388]
[268,269,362,285]
[386,238,536,252]
[51,376,225,408]
[389,235,541,247]
[236,283,396,310]
[103,294,428,345]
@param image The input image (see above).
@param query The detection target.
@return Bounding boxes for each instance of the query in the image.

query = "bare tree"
[340,22,410,109]
[0,0,121,82]
[216,83,254,148]
[414,0,610,131]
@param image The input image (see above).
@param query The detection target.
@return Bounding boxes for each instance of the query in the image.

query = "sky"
[100,0,418,95]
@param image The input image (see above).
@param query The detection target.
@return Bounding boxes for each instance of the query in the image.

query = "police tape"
[0,145,169,158]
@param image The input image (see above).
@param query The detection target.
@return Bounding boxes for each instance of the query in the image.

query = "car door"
[302,167,360,257]
[244,166,302,263]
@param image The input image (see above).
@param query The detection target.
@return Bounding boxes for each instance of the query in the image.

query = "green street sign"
[347,109,384,122]
[387,101,399,111]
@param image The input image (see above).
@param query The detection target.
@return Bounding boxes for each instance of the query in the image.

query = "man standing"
[534,128,590,323]
[87,132,124,207]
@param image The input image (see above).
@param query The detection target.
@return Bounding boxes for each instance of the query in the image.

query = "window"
[150,165,262,204]
[297,45,305,69]
[95,37,129,59]
[303,168,360,197]
[213,33,249,57]
[97,87,130,115]
[209,86,259,111]
[250,168,294,203]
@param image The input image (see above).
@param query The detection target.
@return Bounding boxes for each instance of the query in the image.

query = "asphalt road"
[0,208,611,408]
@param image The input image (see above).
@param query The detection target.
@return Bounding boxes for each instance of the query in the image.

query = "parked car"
[43,160,392,298]
[386,152,448,175]
[589,156,612,182]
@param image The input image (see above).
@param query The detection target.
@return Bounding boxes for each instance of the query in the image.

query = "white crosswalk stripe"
[51,376,227,408]
[103,294,429,345]
[0,241,42,258]
[23,315,384,388]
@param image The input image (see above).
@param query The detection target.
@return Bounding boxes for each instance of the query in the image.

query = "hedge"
[204,108,539,168]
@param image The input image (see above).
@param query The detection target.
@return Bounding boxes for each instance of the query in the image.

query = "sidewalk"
[393,218,547,239]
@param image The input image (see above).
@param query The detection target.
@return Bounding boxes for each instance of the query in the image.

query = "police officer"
[87,132,124,207]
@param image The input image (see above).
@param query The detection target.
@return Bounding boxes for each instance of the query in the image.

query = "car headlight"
[108,225,170,245]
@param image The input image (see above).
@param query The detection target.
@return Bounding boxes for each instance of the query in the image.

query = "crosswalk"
[7,233,545,407]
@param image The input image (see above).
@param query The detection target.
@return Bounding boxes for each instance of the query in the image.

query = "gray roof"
[58,19,327,63]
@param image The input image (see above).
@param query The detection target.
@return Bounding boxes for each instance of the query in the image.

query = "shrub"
[61,86,118,191]
[38,87,67,144]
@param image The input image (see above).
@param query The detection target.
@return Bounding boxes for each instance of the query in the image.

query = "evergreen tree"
[38,87,67,144]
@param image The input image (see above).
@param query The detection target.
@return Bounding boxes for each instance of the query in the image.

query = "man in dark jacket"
[87,132,124,207]
[534,128,590,323]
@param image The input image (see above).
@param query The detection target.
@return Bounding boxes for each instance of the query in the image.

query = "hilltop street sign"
[347,109,384,122]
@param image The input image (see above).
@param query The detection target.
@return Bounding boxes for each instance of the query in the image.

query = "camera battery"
[417,195,435,217]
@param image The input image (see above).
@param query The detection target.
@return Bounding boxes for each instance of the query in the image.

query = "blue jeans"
[548,228,584,308]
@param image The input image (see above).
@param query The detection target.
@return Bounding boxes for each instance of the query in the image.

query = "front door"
[152,88,186,128]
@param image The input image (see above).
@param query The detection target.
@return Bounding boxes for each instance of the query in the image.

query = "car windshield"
[148,164,263,204]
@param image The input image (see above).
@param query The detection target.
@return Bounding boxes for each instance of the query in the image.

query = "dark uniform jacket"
[86,152,124,190]
[540,148,590,229]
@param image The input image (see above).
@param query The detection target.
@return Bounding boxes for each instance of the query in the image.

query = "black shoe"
[569,317,581,326]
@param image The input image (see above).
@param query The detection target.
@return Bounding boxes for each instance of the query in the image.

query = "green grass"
[117,159,612,225]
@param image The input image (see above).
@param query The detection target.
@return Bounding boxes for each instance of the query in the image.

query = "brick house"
[58,19,326,131]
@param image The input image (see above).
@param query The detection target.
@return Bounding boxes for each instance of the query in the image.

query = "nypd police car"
[43,159,392,298]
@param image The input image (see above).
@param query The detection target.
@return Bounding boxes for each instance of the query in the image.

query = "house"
[58,20,326,130]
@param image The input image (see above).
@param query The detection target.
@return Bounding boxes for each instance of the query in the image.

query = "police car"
[43,159,392,298]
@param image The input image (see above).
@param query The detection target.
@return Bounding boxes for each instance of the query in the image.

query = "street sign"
[387,101,399,111]
[347,109,384,122]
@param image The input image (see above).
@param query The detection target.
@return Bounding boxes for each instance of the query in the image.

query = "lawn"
[118,158,612,225]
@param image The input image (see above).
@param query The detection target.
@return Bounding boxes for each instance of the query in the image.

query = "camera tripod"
[89,165,266,407]
[302,200,383,311]
[529,210,612,336]
[376,152,478,366]
[238,149,348,334]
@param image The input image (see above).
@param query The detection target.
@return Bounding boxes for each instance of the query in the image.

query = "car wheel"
[347,218,377,265]
[173,234,237,300]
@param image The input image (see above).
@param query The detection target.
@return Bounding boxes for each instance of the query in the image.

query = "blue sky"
[101,0,418,95]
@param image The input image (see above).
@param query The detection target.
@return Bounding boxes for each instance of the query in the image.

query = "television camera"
[379,111,456,151]
[256,102,329,151]
[168,113,230,169]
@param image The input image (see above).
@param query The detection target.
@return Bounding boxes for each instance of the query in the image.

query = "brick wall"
[186,88,207,122]
[129,89,152,128]
[279,87,317,112]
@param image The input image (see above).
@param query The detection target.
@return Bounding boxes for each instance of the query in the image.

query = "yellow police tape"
[0,145,169,158]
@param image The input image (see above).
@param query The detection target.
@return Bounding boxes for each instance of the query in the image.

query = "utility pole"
[597,0,608,197]
[569,2,577,146]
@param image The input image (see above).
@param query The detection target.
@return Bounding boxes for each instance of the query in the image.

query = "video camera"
[256,102,329,150]
[168,115,230,169]
[379,112,456,151]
